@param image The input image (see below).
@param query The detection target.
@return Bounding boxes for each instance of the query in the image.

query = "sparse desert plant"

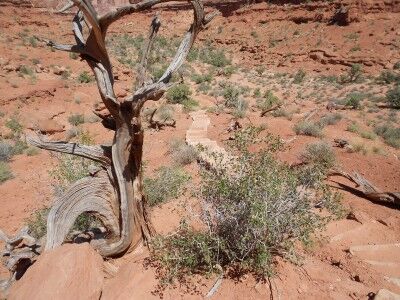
[12,140,28,155]
[294,121,323,137]
[293,69,306,84]
[169,139,198,166]
[374,124,400,148]
[26,146,40,156]
[26,208,50,239]
[256,90,281,111]
[394,61,400,70]
[191,72,213,84]
[166,83,197,110]
[272,108,294,120]
[5,117,23,137]
[0,161,13,183]
[68,114,85,126]
[349,142,368,155]
[199,47,230,67]
[344,92,364,109]
[0,141,14,161]
[386,85,400,108]
[151,127,342,283]
[340,64,363,83]
[77,71,94,83]
[300,141,336,171]
[222,85,248,117]
[319,112,342,126]
[376,71,400,85]
[144,166,190,206]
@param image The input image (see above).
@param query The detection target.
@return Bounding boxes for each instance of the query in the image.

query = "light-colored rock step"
[350,243,400,263]
[374,289,400,300]
[386,277,400,288]
[364,261,400,277]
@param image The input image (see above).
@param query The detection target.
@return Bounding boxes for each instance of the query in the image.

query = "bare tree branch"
[136,14,161,88]
[27,135,112,166]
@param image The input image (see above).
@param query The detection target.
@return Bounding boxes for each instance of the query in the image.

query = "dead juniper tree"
[0,0,216,286]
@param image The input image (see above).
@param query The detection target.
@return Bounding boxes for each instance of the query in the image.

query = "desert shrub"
[12,140,28,155]
[347,122,359,133]
[222,85,248,117]
[293,69,306,84]
[348,142,368,155]
[256,90,281,111]
[319,113,342,126]
[152,127,342,283]
[26,146,40,156]
[300,141,336,171]
[272,108,294,120]
[144,166,190,206]
[394,61,400,70]
[344,92,364,109]
[26,208,49,239]
[340,64,363,83]
[294,121,323,137]
[0,141,14,161]
[68,114,85,126]
[199,47,230,67]
[169,139,198,166]
[191,72,213,84]
[299,141,336,185]
[77,71,94,83]
[166,84,197,110]
[386,85,400,107]
[5,117,23,137]
[374,124,400,148]
[0,161,13,183]
[376,71,400,85]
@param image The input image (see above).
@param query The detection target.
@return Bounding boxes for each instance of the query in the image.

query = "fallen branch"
[260,104,282,117]
[329,169,400,206]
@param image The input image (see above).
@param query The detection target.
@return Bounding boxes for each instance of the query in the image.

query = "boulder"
[8,243,104,300]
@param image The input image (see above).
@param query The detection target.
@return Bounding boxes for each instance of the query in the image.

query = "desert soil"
[0,0,400,299]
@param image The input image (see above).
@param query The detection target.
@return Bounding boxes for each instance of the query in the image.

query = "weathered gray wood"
[1,1,217,282]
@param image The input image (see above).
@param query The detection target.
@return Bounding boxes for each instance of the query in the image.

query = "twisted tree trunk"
[1,0,217,287]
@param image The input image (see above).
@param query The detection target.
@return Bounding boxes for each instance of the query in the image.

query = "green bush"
[386,85,400,107]
[341,64,363,83]
[68,114,85,126]
[26,208,49,239]
[256,90,281,111]
[294,121,324,137]
[5,117,23,137]
[151,127,341,283]
[199,47,230,67]
[144,166,190,206]
[299,141,336,185]
[26,146,40,156]
[0,161,13,183]
[344,92,364,109]
[12,140,28,155]
[222,85,248,117]
[374,124,400,148]
[77,71,94,83]
[191,72,213,84]
[166,84,197,111]
[293,69,306,84]
[376,71,400,85]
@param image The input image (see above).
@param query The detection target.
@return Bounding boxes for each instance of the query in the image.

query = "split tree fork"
[0,0,217,280]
